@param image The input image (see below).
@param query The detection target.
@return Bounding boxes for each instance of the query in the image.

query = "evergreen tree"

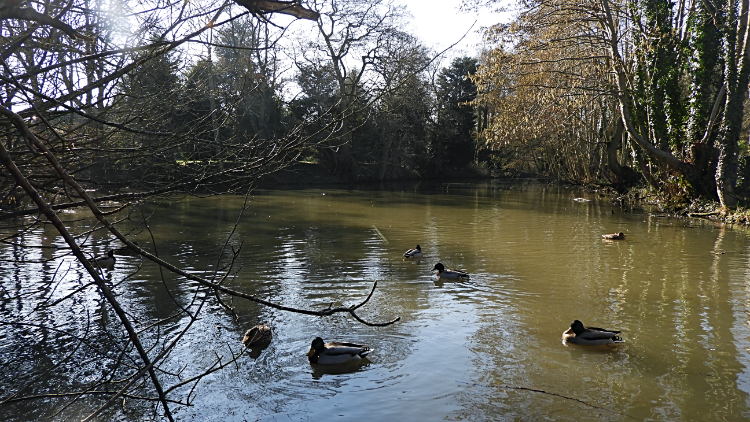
[432,57,478,175]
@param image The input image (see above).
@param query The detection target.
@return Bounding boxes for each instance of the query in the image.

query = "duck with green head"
[90,250,115,268]
[562,320,624,346]
[432,262,469,279]
[307,337,371,365]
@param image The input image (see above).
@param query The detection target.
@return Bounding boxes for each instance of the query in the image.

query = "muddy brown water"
[2,182,750,421]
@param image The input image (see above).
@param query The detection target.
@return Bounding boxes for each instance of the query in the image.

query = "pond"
[2,182,750,421]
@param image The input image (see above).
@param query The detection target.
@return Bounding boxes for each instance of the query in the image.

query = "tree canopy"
[473,0,750,207]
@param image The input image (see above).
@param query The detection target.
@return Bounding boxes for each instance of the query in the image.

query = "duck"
[242,324,272,347]
[432,262,469,279]
[562,320,624,346]
[602,232,626,240]
[90,250,115,268]
[403,244,423,258]
[307,337,371,365]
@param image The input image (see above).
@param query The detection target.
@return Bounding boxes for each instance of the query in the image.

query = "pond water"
[2,182,750,421]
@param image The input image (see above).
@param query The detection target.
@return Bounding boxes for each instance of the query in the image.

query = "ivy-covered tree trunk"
[716,0,750,208]
[686,0,724,152]
[601,0,703,191]
[476,0,750,204]
[639,0,684,154]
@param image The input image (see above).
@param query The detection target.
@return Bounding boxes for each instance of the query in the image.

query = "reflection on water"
[310,359,372,379]
[2,182,750,421]
[246,344,271,360]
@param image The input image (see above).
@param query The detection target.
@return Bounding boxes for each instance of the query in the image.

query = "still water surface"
[3,182,750,421]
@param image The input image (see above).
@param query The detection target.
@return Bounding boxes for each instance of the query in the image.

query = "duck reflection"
[245,344,270,359]
[563,343,624,358]
[310,360,371,379]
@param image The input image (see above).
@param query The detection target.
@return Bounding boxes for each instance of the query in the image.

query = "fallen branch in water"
[687,211,720,218]
[457,381,642,420]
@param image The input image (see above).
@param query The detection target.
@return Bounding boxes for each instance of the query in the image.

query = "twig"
[0,104,176,422]
[457,381,642,420]
[687,211,720,217]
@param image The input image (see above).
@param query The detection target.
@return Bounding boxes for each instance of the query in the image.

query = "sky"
[267,1,509,62]
[402,0,508,58]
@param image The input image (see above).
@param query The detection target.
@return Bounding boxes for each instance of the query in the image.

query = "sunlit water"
[3,182,750,421]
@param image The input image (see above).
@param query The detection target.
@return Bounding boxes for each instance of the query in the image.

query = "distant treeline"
[5,0,750,210]
[114,33,483,184]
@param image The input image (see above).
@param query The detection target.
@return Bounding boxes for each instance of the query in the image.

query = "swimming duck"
[90,250,115,268]
[307,337,371,365]
[242,324,272,347]
[562,320,624,346]
[602,232,626,240]
[432,262,469,279]
[403,245,423,258]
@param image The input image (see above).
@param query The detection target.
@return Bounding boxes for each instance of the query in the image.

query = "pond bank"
[573,182,750,227]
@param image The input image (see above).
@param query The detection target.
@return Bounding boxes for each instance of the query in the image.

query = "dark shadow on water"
[245,343,271,359]
[310,359,371,379]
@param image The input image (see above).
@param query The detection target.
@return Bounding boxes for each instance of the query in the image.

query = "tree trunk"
[334,118,355,178]
[378,137,392,182]
[206,46,222,170]
[607,119,640,189]
[600,0,703,192]
[716,0,750,208]
[607,119,626,178]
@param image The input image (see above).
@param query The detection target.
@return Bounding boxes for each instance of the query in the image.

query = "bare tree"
[0,1,398,420]
[475,0,750,205]
[370,31,431,181]
[293,0,408,177]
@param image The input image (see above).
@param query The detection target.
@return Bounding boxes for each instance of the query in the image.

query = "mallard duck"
[602,232,626,240]
[90,250,115,268]
[562,320,624,346]
[432,262,469,279]
[403,244,423,258]
[307,337,371,365]
[242,324,272,347]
